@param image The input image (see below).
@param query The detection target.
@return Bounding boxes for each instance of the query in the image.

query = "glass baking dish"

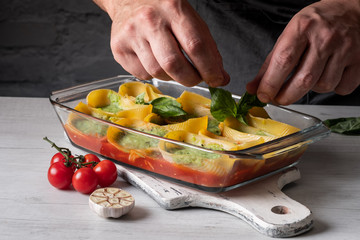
[50,75,330,192]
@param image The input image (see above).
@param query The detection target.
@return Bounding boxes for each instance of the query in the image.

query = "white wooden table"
[1,97,359,240]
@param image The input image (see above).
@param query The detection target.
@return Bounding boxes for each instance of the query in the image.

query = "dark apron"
[188,0,360,105]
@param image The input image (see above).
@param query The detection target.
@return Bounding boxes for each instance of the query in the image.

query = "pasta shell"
[248,106,270,118]
[118,82,165,102]
[116,105,153,120]
[177,91,211,116]
[165,116,208,134]
[143,113,165,124]
[107,118,167,153]
[158,130,236,176]
[74,101,92,115]
[86,89,113,108]
[223,116,274,137]
[222,125,276,143]
[246,114,300,137]
[200,157,235,176]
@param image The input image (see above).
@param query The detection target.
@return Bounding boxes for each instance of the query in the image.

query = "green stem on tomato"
[43,137,99,169]
[43,136,73,167]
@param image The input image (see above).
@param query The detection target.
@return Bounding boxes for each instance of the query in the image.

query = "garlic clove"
[89,187,135,218]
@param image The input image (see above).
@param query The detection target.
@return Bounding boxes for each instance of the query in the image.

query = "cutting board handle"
[118,166,312,238]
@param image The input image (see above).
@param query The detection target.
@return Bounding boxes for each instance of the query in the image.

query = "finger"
[114,50,152,80]
[335,65,360,95]
[256,28,308,103]
[274,45,330,105]
[311,55,344,94]
[246,50,273,95]
[133,40,173,81]
[149,28,203,87]
[172,14,228,87]
[311,32,352,94]
[110,30,152,80]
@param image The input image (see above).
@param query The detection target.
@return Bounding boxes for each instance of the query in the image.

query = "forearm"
[93,0,120,20]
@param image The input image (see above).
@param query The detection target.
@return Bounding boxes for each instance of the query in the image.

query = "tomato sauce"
[65,123,306,190]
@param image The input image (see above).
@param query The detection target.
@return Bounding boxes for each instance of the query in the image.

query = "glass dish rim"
[49,75,331,160]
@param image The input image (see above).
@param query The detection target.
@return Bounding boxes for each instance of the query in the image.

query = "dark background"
[0,0,126,97]
[1,0,359,105]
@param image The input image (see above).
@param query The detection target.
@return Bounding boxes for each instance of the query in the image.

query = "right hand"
[94,0,229,87]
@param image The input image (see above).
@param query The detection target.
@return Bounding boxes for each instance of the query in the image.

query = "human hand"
[246,0,360,105]
[93,0,229,87]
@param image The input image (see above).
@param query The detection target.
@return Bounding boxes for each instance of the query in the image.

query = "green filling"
[117,132,160,149]
[91,111,110,121]
[207,118,221,135]
[204,143,223,151]
[100,91,122,113]
[74,119,107,136]
[116,126,167,149]
[170,147,221,167]
[139,127,168,137]
[101,104,121,113]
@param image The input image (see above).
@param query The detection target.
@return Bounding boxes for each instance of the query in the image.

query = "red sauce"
[65,123,306,190]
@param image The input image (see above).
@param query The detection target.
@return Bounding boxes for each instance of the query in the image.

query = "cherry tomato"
[48,162,74,189]
[72,168,98,194]
[51,152,76,171]
[83,154,101,168]
[93,160,118,187]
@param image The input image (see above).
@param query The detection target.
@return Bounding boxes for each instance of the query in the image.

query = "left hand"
[246,0,360,105]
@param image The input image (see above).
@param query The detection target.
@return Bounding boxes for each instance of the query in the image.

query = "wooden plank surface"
[0,97,359,239]
[118,166,313,238]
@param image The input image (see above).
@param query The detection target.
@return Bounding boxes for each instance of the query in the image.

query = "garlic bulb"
[89,187,135,218]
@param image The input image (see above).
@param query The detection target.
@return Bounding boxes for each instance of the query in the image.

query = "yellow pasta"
[80,82,300,154]
[165,116,208,134]
[86,89,113,108]
[118,82,166,102]
[177,91,211,117]
[221,124,276,143]
[115,104,153,120]
[246,114,300,137]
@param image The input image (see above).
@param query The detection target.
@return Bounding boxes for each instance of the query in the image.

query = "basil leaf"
[209,87,237,122]
[236,92,266,124]
[209,87,266,124]
[150,97,187,118]
[323,117,360,135]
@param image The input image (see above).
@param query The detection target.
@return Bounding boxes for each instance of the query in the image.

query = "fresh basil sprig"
[209,87,237,122]
[209,87,266,124]
[236,91,267,124]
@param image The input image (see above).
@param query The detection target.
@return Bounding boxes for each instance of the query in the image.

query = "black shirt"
[189,0,360,105]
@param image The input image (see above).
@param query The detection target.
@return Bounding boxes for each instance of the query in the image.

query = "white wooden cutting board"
[116,165,312,238]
